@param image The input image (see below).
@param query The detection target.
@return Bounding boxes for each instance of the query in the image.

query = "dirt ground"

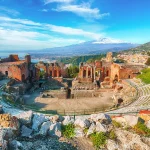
[24,89,114,111]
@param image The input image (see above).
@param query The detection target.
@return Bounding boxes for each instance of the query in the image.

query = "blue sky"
[0,0,150,50]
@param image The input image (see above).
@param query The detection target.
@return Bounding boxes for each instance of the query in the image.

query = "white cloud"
[0,6,20,16]
[46,24,103,39]
[53,3,109,20]
[44,0,73,4]
[41,9,49,12]
[0,16,41,26]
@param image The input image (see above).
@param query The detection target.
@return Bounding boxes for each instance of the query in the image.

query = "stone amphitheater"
[108,79,150,114]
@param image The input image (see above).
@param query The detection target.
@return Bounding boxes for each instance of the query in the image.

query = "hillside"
[124,42,150,52]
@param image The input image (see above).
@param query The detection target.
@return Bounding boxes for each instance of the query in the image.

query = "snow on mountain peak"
[92,38,125,44]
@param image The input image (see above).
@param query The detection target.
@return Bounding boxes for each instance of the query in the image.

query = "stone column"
[52,68,54,77]
[57,69,59,77]
[86,67,88,78]
[91,67,93,79]
[81,67,83,78]
[94,67,96,80]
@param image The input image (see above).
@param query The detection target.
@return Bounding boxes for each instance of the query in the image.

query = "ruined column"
[86,67,88,78]
[81,67,83,78]
[57,69,59,77]
[94,67,96,80]
[52,68,54,77]
[91,67,93,79]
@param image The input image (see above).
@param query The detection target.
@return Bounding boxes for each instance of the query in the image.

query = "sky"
[0,0,150,50]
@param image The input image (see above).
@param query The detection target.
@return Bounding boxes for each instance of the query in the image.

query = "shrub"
[62,123,75,139]
[108,130,117,140]
[134,121,150,137]
[112,120,122,128]
[83,128,88,134]
[90,132,107,149]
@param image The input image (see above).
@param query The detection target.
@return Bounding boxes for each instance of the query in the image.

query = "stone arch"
[88,70,91,77]
[54,70,57,77]
[22,74,25,81]
[83,70,86,78]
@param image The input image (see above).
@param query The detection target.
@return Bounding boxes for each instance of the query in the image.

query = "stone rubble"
[0,105,149,150]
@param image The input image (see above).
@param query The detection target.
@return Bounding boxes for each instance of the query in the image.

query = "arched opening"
[59,70,61,77]
[106,70,109,76]
[5,71,8,76]
[128,75,131,79]
[50,71,52,76]
[39,68,46,79]
[83,70,86,78]
[54,70,57,77]
[22,74,25,81]
[114,74,118,83]
[68,88,71,98]
[88,70,91,78]
[39,83,43,88]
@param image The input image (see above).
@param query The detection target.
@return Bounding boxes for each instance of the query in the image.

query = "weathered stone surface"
[112,116,127,127]
[74,127,85,137]
[146,120,150,129]
[106,140,118,150]
[95,122,107,132]
[62,116,74,125]
[115,129,149,150]
[21,125,32,137]
[48,122,61,138]
[39,121,51,136]
[15,110,33,125]
[87,123,96,136]
[9,140,23,150]
[123,115,139,127]
[74,118,90,128]
[90,113,111,124]
[32,114,48,131]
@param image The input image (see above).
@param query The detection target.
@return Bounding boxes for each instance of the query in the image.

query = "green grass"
[112,120,122,128]
[137,68,150,84]
[62,123,75,139]
[90,132,107,149]
[108,130,117,140]
[134,121,150,137]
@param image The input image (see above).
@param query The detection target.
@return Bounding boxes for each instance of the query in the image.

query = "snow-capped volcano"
[93,38,126,44]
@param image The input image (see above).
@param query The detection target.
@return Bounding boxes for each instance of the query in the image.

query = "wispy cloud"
[0,16,41,26]
[0,16,103,39]
[0,6,20,16]
[44,0,73,5]
[52,2,109,20]
[41,9,49,12]
[46,24,102,39]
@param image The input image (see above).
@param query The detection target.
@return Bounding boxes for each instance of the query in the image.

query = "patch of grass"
[108,130,117,140]
[134,121,150,137]
[137,68,150,84]
[90,132,107,149]
[62,123,75,139]
[112,120,122,128]
[83,128,88,134]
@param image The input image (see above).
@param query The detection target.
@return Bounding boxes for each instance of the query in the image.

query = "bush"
[62,123,75,139]
[108,130,117,140]
[112,120,122,128]
[137,68,150,84]
[90,132,107,149]
[134,121,150,137]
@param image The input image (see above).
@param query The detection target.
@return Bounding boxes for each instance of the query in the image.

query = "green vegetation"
[67,65,79,78]
[39,69,46,79]
[125,42,150,53]
[58,54,105,66]
[108,130,117,140]
[90,132,107,149]
[134,121,150,137]
[62,123,75,139]
[112,120,122,128]
[114,59,126,63]
[145,58,150,66]
[137,68,150,84]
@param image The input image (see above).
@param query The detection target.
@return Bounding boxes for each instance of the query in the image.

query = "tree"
[145,58,150,66]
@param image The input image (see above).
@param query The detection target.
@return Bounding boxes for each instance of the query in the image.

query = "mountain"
[124,42,150,52]
[36,38,139,56]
